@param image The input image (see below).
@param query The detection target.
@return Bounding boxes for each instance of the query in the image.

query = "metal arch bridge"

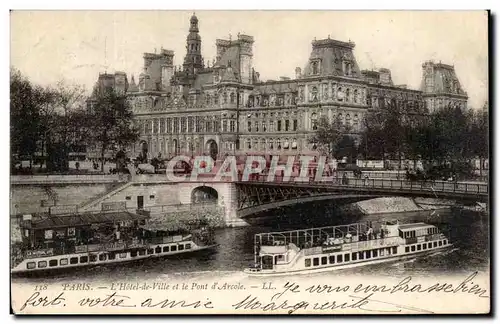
[234,177,489,219]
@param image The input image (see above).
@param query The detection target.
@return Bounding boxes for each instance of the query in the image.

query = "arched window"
[337,87,344,101]
[277,139,282,150]
[338,113,344,125]
[269,139,274,150]
[260,138,266,150]
[230,92,235,104]
[223,92,228,104]
[205,94,211,105]
[346,88,350,102]
[346,114,351,126]
[292,139,298,150]
[353,89,358,103]
[284,139,290,149]
[311,113,318,130]
[246,139,252,150]
[214,93,219,105]
[353,114,359,130]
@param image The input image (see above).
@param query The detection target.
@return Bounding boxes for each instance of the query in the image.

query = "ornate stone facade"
[108,14,468,160]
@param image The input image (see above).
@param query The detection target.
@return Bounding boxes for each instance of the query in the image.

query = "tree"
[467,108,489,176]
[36,86,59,168]
[87,88,139,171]
[359,99,409,168]
[309,115,357,162]
[333,133,358,163]
[359,110,387,161]
[10,68,45,169]
[383,99,407,168]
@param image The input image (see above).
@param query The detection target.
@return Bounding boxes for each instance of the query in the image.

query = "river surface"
[11,201,490,285]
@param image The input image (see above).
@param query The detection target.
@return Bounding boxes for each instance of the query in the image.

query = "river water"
[11,201,490,286]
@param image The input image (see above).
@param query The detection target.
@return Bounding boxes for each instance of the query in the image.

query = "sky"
[10,10,488,109]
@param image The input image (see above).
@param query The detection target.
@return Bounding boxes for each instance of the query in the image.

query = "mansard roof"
[420,62,467,96]
[302,38,362,78]
[193,70,214,89]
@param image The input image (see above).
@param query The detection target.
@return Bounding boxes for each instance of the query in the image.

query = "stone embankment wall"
[354,197,455,215]
[11,183,119,215]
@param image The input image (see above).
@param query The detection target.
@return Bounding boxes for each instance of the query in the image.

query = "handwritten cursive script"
[232,271,489,314]
[17,271,489,314]
[20,292,66,312]
[19,291,214,312]
[303,271,489,298]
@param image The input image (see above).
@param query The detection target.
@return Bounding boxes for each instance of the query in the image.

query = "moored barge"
[11,209,218,275]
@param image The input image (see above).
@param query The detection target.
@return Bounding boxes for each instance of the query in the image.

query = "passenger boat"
[11,209,218,275]
[244,221,452,276]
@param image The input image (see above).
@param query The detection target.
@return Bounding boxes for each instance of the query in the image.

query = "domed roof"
[190,14,198,23]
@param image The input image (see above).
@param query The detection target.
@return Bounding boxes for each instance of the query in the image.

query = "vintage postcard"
[9,10,490,315]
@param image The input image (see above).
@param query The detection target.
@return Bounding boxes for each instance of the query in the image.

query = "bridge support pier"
[220,183,249,227]
[178,182,248,227]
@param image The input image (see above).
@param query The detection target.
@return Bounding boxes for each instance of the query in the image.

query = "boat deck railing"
[254,221,396,249]
[342,236,401,251]
[21,235,191,259]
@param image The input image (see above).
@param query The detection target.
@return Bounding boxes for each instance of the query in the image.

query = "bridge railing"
[10,174,127,184]
[244,175,488,195]
[335,178,488,194]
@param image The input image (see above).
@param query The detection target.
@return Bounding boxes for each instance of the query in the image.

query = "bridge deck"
[235,178,488,196]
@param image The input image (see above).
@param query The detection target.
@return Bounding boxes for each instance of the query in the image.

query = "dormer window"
[277,95,284,106]
[343,62,352,76]
[311,60,320,75]
[248,95,254,107]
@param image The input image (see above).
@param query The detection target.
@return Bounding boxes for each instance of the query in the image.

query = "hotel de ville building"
[91,14,468,160]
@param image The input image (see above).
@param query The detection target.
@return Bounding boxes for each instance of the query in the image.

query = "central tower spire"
[183,13,204,76]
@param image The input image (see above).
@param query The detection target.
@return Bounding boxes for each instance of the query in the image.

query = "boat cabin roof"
[21,210,149,230]
[398,223,434,231]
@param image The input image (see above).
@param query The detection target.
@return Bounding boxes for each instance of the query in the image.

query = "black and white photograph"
[8,9,490,315]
